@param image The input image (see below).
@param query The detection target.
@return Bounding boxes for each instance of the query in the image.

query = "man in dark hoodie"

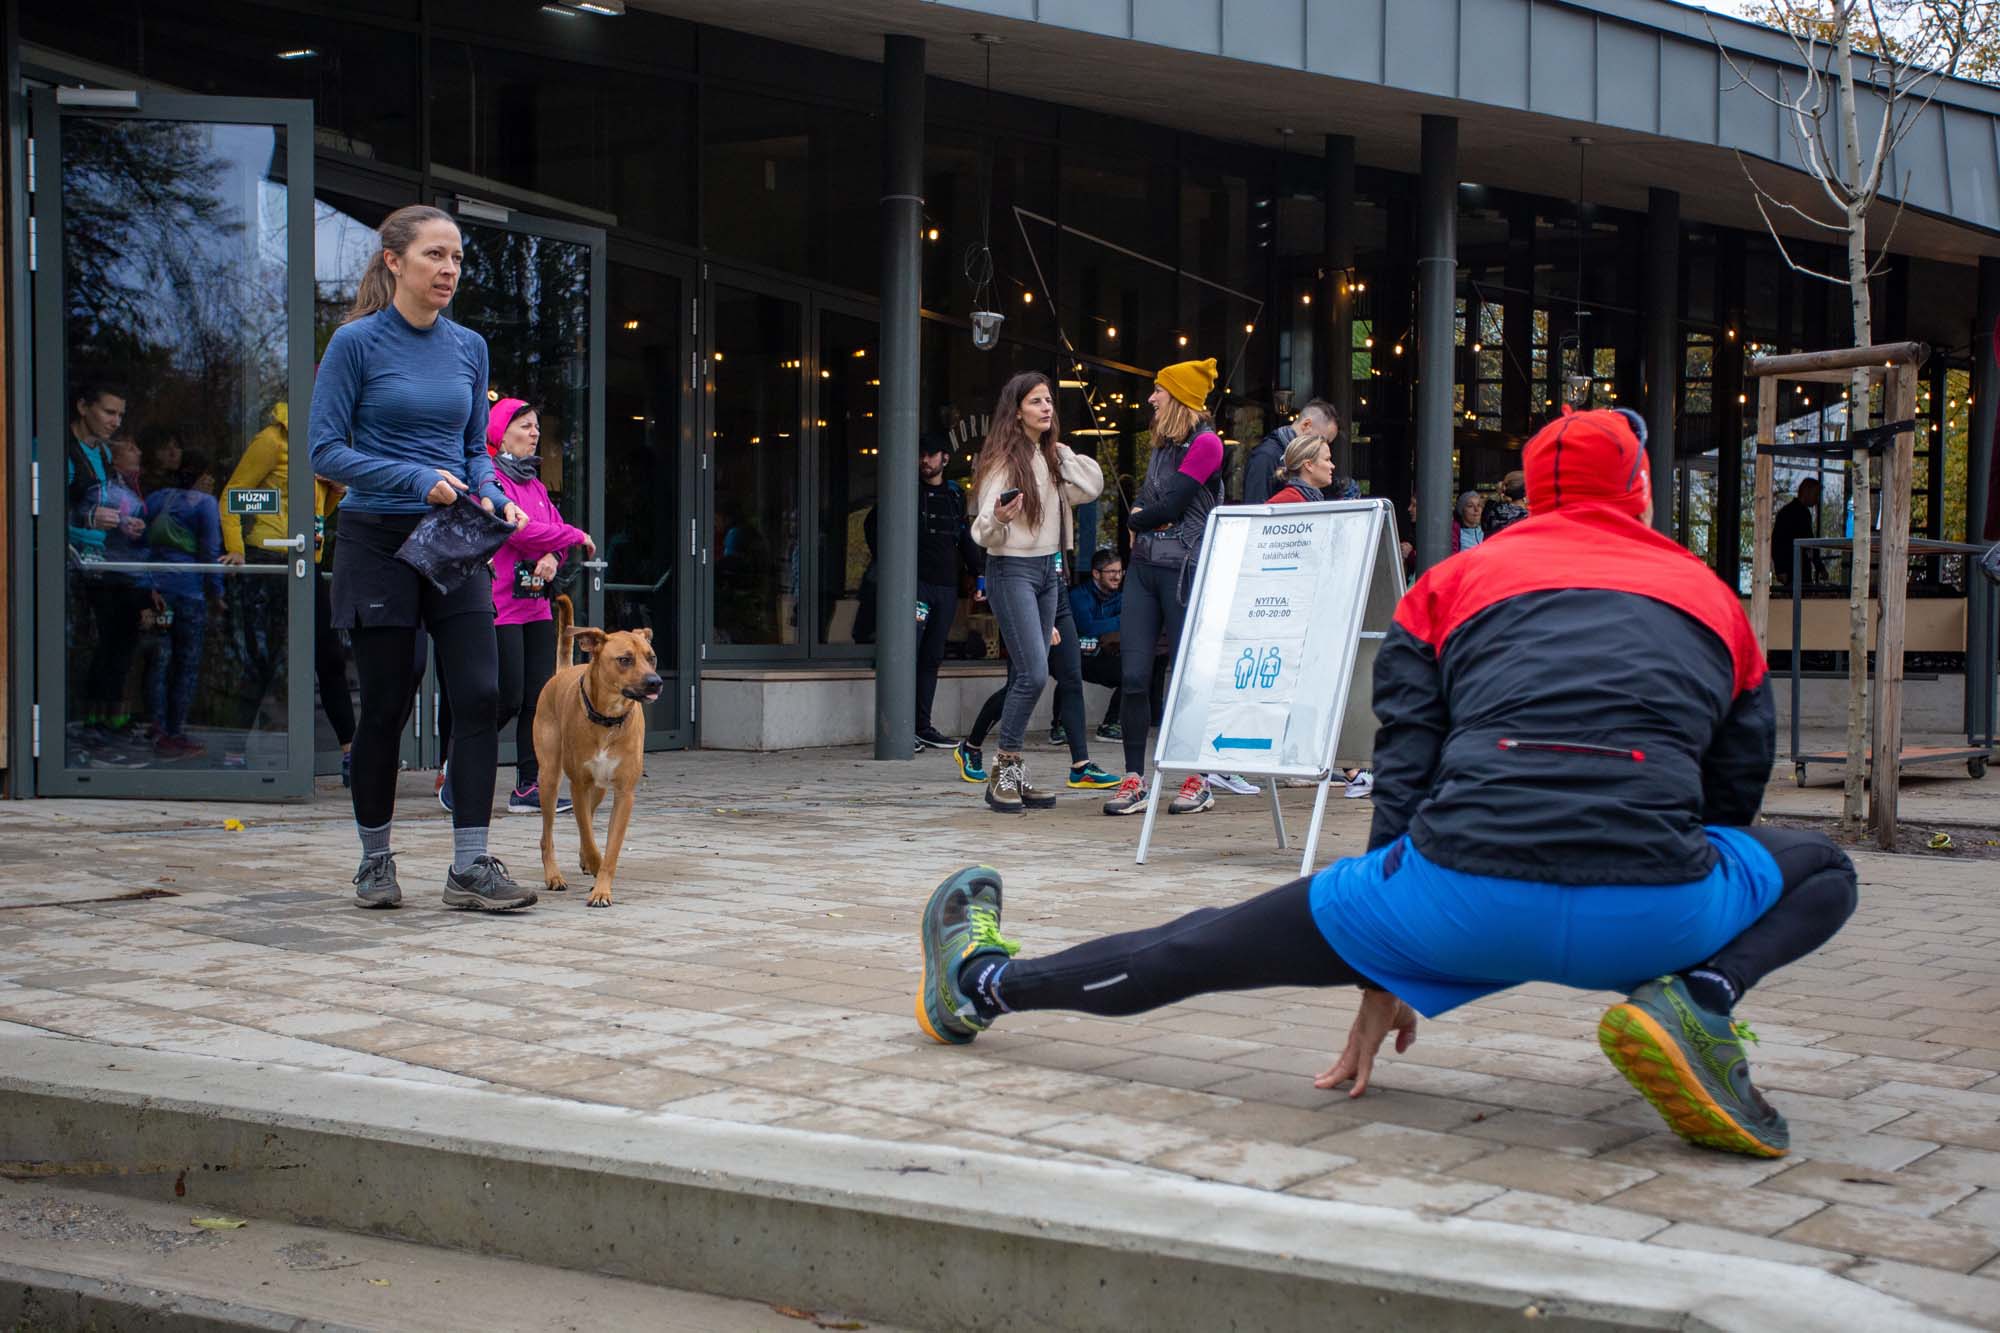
[1244,398,1341,505]
[916,408,1858,1162]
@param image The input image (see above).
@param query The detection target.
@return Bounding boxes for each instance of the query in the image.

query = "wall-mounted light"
[926,228,940,242]
[622,319,640,330]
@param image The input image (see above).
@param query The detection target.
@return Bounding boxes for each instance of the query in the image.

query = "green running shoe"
[916,865,1019,1046]
[1599,975,1789,1158]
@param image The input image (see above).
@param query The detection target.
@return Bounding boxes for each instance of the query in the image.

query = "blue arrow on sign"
[1213,734,1273,751]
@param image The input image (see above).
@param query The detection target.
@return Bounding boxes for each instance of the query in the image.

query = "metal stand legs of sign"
[1134,499,1406,875]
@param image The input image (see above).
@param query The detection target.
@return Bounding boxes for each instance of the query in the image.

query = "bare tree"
[1713,0,1949,824]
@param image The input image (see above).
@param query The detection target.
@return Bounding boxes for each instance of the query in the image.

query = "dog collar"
[579,679,630,729]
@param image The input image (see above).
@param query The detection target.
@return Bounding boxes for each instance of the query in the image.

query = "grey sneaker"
[442,855,539,912]
[353,851,402,909]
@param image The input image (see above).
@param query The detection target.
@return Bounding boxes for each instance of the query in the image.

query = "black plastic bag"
[1980,542,2000,587]
[394,494,515,595]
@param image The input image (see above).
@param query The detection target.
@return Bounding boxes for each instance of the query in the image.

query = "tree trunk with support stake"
[1837,15,1872,828]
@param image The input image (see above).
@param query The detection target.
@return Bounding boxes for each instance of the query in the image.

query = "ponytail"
[344,204,456,324]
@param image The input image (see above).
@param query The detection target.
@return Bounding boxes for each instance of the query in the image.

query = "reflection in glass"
[817,312,879,646]
[605,264,683,736]
[712,288,802,646]
[59,116,293,772]
[452,223,593,529]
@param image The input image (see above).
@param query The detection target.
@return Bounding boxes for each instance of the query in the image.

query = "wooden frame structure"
[1747,341,1926,849]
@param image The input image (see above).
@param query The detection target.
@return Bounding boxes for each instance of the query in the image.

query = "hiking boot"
[1598,975,1789,1158]
[352,851,402,909]
[916,725,959,750]
[442,855,539,912]
[1344,770,1375,799]
[1095,721,1122,742]
[1066,761,1120,790]
[1102,773,1150,816]
[986,753,1027,814]
[916,865,1019,1046]
[1168,774,1214,814]
[953,740,987,783]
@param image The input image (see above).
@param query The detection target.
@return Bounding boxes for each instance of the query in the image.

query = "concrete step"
[0,1178,894,1332]
[0,1036,1967,1333]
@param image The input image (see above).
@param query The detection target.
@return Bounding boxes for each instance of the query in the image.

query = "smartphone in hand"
[998,488,1023,506]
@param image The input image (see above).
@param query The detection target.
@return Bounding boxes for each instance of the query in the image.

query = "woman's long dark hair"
[972,372,1061,532]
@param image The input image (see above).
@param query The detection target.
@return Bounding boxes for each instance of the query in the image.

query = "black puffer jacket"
[1368,505,1773,885]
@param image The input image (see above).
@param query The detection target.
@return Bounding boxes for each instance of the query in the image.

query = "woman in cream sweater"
[969,372,1103,812]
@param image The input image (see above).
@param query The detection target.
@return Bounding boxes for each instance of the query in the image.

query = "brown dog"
[532,596,662,908]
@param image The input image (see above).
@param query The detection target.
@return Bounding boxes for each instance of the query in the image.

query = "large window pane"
[25,0,424,170]
[431,41,696,241]
[817,311,879,647]
[712,287,802,647]
[703,90,878,292]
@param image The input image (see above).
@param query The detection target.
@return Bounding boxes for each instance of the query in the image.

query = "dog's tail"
[553,594,575,673]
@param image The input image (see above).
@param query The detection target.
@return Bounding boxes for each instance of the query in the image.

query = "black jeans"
[76,575,152,723]
[496,618,558,788]
[994,826,1856,1018]
[1119,559,1191,775]
[916,580,957,732]
[1080,648,1166,728]
[350,615,498,832]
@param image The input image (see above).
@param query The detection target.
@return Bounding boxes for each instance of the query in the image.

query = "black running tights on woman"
[495,619,557,789]
[1118,559,1189,776]
[349,614,499,830]
[983,826,1855,1019]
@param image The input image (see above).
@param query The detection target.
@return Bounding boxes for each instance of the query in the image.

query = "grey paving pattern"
[1,745,1997,1327]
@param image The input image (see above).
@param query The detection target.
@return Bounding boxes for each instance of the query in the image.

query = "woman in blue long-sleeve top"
[309,203,534,914]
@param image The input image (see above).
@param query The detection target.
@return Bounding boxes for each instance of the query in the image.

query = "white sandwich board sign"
[1136,498,1405,875]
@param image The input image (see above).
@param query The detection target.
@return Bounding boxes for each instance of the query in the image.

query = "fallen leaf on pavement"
[191,1216,247,1230]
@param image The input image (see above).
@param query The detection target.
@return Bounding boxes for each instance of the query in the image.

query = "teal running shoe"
[953,740,986,783]
[916,865,1019,1046]
[1066,761,1120,790]
[1599,975,1789,1158]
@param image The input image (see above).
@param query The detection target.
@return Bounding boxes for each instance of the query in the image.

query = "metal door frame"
[435,197,607,770]
[32,90,316,800]
[606,240,698,751]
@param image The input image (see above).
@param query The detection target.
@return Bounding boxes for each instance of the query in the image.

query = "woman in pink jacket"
[488,397,595,814]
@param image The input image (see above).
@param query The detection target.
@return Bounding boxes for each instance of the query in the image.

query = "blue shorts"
[1307,829,1782,1018]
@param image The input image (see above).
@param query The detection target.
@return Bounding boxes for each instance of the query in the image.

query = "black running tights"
[993,826,1856,1018]
[349,613,498,831]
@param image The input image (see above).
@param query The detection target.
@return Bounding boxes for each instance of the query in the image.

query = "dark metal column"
[1501,203,1533,438]
[874,34,924,760]
[1321,134,1356,477]
[1968,257,2000,743]
[1415,115,1457,571]
[1714,231,1747,588]
[1644,187,1680,536]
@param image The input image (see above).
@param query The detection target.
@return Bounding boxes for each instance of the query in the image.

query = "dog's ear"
[632,626,654,644]
[571,628,608,659]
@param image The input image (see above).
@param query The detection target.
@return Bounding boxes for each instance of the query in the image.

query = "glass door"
[441,203,604,769]
[604,251,697,748]
[33,91,316,799]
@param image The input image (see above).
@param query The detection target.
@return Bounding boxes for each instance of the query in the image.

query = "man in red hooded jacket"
[915,409,1858,1159]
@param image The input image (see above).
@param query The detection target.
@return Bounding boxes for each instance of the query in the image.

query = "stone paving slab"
[1,743,1998,1326]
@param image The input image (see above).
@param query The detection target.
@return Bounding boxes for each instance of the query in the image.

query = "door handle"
[581,558,608,594]
[261,535,307,551]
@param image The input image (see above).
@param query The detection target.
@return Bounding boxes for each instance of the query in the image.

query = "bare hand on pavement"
[1313,989,1418,1098]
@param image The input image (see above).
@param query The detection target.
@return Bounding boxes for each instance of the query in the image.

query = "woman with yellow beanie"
[1103,357,1225,817]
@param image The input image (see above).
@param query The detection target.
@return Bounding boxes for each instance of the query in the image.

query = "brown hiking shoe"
[986,753,1026,813]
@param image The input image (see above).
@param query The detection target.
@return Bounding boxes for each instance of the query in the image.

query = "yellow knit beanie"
[1156,358,1217,413]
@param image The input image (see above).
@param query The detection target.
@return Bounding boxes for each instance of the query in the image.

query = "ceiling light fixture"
[569,0,625,13]
[276,48,317,60]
